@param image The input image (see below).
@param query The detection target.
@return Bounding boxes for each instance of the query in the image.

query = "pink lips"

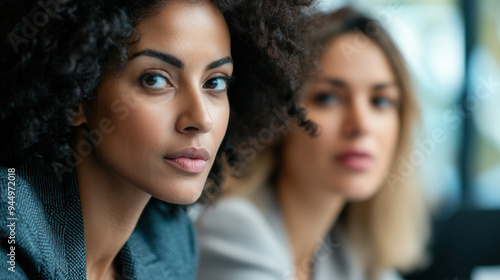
[335,150,373,171]
[164,147,209,174]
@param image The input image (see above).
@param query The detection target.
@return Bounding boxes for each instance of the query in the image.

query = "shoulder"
[197,196,272,236]
[197,196,282,253]
[196,196,290,280]
[0,164,85,279]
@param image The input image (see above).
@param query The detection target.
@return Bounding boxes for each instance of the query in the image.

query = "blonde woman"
[196,7,429,280]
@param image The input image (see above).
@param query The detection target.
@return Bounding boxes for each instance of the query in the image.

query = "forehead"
[318,32,395,86]
[129,0,230,59]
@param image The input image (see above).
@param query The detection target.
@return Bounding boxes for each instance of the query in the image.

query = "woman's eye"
[314,93,339,105]
[372,96,395,108]
[204,77,228,91]
[140,73,169,89]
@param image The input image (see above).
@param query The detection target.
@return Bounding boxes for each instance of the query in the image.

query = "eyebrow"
[129,49,183,68]
[128,49,234,71]
[319,78,396,90]
[206,57,234,70]
[319,78,347,88]
[372,83,396,90]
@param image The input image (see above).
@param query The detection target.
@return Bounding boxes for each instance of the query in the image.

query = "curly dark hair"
[0,0,317,200]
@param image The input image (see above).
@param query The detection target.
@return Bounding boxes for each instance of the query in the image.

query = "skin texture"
[73,1,232,279]
[277,33,401,279]
[79,0,232,205]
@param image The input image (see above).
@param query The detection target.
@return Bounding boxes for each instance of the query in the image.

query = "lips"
[335,150,373,171]
[164,147,210,174]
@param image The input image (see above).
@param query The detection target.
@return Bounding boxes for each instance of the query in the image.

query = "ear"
[71,104,87,127]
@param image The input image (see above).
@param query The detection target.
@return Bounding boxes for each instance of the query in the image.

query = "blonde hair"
[221,6,429,280]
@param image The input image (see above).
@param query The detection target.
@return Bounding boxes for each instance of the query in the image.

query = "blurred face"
[81,0,232,204]
[281,33,400,201]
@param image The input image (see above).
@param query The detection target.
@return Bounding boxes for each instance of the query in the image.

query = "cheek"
[208,99,230,143]
[89,90,175,162]
[284,128,331,177]
[384,116,399,153]
[375,114,400,172]
[306,112,340,159]
[107,98,169,143]
[120,108,167,146]
[285,109,340,170]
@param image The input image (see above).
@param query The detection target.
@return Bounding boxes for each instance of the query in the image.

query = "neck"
[276,174,345,280]
[76,151,151,280]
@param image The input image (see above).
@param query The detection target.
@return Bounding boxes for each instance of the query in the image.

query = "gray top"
[195,186,403,280]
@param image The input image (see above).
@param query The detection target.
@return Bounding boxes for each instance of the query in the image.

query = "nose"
[341,97,369,139]
[175,85,213,134]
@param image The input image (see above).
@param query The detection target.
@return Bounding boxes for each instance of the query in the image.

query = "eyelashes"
[313,92,340,105]
[140,72,170,90]
[372,96,397,108]
[138,72,234,93]
[311,92,398,109]
[203,75,235,91]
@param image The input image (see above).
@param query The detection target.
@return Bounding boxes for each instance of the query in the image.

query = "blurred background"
[316,0,500,279]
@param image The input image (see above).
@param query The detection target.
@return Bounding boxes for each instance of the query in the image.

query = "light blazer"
[196,186,403,280]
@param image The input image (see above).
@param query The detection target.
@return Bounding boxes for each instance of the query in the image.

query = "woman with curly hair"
[0,0,315,279]
[196,7,429,280]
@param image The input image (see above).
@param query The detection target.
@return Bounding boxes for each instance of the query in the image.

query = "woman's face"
[80,0,232,204]
[281,33,400,201]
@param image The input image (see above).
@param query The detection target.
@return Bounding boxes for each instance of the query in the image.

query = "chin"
[167,195,202,205]
[331,179,381,202]
[149,180,205,205]
[345,189,378,202]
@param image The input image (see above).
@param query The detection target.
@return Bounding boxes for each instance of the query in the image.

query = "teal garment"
[0,165,197,280]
